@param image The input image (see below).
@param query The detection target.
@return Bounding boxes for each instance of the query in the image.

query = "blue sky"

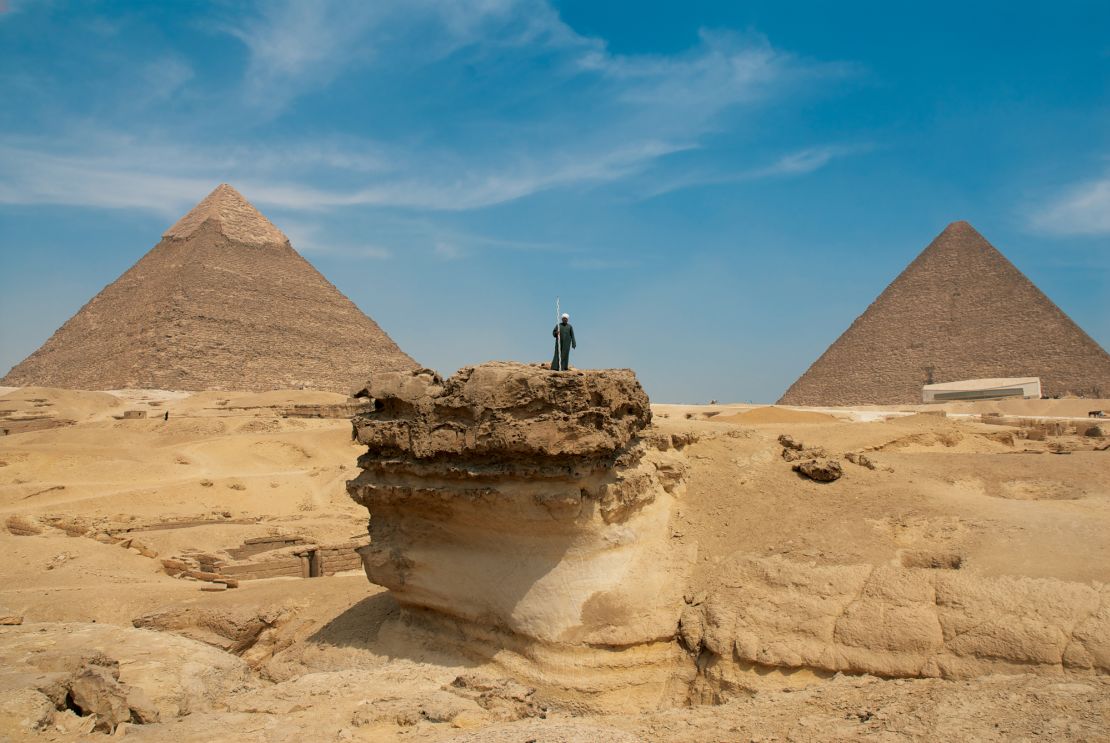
[1,0,1107,402]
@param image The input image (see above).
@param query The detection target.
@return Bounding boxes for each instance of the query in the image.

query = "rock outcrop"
[0,623,255,734]
[679,554,1110,694]
[346,362,696,711]
[345,362,1109,712]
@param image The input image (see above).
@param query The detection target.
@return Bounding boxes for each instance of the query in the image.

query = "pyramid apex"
[924,220,995,255]
[163,183,288,247]
[942,219,978,232]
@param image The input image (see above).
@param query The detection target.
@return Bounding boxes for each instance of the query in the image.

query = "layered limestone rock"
[346,362,696,711]
[346,361,1109,709]
[679,554,1110,696]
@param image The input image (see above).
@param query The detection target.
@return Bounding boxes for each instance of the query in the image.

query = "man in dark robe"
[551,313,576,370]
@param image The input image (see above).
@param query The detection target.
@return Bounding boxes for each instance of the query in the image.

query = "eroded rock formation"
[345,362,1108,713]
[346,362,696,710]
[679,554,1110,695]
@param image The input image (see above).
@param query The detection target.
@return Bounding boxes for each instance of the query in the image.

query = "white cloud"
[277,218,391,259]
[433,241,463,259]
[140,56,194,102]
[0,135,692,213]
[640,144,865,199]
[1032,177,1110,236]
[0,1,856,214]
[220,0,550,115]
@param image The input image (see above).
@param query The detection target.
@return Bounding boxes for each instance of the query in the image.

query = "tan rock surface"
[347,363,694,711]
[0,387,1108,740]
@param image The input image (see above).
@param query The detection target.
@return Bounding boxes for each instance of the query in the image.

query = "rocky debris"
[0,687,56,733]
[159,556,240,586]
[0,622,256,727]
[45,551,76,570]
[447,674,546,721]
[778,434,827,462]
[792,458,843,482]
[1084,424,1104,438]
[347,362,694,712]
[5,514,44,536]
[134,608,275,653]
[68,657,160,732]
[440,720,646,743]
[117,536,158,558]
[133,605,291,660]
[777,434,803,450]
[0,606,23,625]
[844,451,877,470]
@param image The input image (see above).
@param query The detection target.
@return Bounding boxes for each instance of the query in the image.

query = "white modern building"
[922,377,1042,403]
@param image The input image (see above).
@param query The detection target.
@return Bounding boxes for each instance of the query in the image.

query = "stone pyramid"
[2,184,418,392]
[779,221,1110,406]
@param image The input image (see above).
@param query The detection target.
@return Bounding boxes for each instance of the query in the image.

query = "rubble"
[792,458,844,482]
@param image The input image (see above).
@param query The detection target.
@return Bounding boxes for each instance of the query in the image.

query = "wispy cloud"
[219,0,566,116]
[0,0,855,215]
[219,2,383,115]
[640,144,867,198]
[432,241,462,260]
[279,218,391,259]
[570,257,638,270]
[140,56,194,102]
[0,135,691,213]
[1032,175,1110,236]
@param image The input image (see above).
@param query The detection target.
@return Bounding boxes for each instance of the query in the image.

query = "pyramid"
[779,221,1110,406]
[2,184,418,392]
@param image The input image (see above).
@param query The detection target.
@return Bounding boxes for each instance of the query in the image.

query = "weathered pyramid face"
[2,184,418,393]
[779,221,1110,406]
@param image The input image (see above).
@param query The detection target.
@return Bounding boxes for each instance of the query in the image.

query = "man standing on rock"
[551,313,576,371]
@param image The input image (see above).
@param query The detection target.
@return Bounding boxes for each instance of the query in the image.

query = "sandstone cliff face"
[347,363,696,710]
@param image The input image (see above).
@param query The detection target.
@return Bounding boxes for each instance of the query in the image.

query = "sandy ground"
[1,388,1108,741]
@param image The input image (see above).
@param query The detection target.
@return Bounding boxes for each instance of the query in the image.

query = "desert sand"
[1,380,1108,741]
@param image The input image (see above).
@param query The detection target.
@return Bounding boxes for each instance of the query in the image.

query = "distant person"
[551,313,576,371]
[163,411,169,421]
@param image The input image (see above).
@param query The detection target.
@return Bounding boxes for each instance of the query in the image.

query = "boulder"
[792,458,843,482]
[0,622,256,725]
